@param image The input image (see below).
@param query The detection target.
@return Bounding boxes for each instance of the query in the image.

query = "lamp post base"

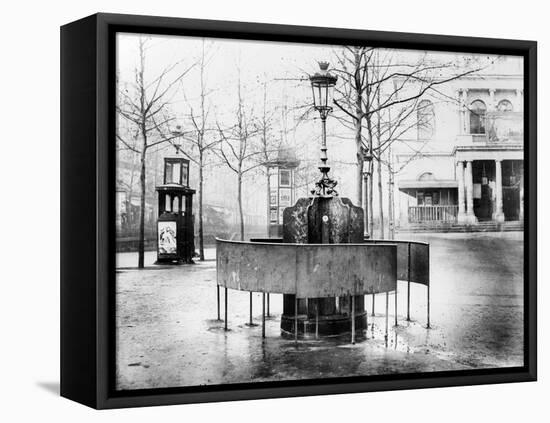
[280,313,368,338]
[281,295,367,338]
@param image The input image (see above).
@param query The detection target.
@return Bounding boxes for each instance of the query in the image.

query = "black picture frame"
[60,12,537,409]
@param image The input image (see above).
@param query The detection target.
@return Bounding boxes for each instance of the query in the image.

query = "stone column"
[489,88,496,110]
[493,159,505,222]
[465,161,477,224]
[456,161,467,224]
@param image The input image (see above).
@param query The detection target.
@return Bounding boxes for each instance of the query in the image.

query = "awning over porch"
[452,144,523,162]
[398,179,458,191]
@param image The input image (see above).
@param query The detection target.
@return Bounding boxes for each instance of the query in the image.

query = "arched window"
[417,100,435,139]
[469,100,486,134]
[497,99,513,112]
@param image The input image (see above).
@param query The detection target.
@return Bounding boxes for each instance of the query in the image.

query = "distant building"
[394,56,524,229]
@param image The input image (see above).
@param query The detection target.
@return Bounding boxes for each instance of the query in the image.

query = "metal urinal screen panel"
[216,240,397,297]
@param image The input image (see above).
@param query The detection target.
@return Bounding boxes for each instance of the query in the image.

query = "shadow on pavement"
[36,381,60,396]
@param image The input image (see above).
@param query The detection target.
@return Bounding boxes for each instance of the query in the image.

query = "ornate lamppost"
[362,146,373,238]
[309,62,338,196]
[278,61,367,338]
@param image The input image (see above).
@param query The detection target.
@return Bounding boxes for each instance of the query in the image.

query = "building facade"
[394,56,524,229]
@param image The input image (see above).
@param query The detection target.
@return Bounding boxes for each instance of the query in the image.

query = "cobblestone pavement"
[116,232,524,390]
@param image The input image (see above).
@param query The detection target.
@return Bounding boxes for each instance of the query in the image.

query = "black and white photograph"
[2,0,547,419]
[114,32,527,391]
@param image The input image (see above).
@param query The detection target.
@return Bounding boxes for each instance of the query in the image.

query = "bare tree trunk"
[198,41,206,261]
[354,48,364,206]
[198,154,205,260]
[387,145,395,240]
[368,159,374,236]
[266,168,271,236]
[363,172,369,236]
[375,79,384,239]
[137,38,147,269]
[138,149,146,268]
[388,169,395,240]
[125,151,138,232]
[356,160,364,208]
[365,114,375,237]
[238,171,244,241]
[128,150,138,205]
[377,144,384,239]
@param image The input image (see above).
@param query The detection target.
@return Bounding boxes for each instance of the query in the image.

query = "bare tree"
[116,115,141,228]
[332,47,486,235]
[387,145,396,240]
[175,40,220,261]
[378,108,434,239]
[116,36,196,268]
[217,71,263,241]
[256,80,283,234]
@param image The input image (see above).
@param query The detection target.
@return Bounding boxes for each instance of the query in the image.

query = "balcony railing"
[408,205,458,223]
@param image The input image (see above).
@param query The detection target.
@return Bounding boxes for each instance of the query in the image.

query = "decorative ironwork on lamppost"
[309,61,338,196]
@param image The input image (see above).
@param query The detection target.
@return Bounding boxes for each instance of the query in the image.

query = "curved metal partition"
[216,239,397,297]
[364,239,430,326]
[364,239,429,286]
[249,238,430,286]
[215,238,430,339]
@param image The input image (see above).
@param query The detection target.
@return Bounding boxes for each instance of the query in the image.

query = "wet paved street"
[116,232,524,390]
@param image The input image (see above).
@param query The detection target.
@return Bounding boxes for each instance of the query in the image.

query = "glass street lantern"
[155,155,196,264]
[164,157,189,186]
[309,61,338,196]
[310,61,338,118]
